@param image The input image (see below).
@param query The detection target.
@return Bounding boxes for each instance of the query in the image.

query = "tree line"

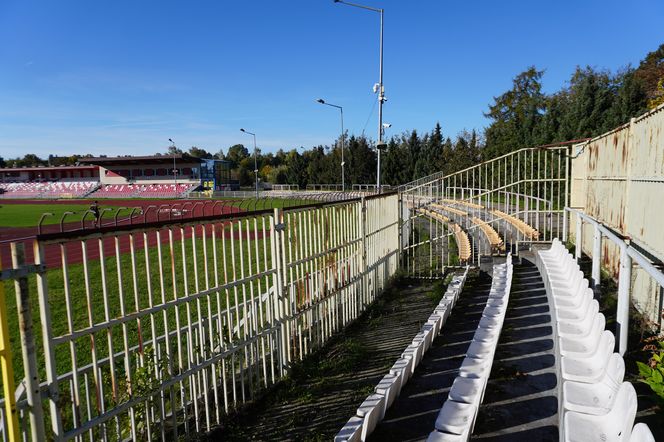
[2,44,662,188]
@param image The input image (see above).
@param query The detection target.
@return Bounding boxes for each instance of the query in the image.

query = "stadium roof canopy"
[80,154,205,166]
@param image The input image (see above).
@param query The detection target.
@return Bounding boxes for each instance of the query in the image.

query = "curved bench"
[535,239,655,442]
[470,217,505,253]
[419,208,472,263]
[440,198,484,210]
[430,203,469,218]
[427,205,505,256]
[490,209,540,240]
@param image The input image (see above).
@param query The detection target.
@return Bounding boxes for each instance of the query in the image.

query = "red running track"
[0,199,262,269]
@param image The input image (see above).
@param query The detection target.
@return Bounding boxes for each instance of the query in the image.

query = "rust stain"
[620,135,628,167]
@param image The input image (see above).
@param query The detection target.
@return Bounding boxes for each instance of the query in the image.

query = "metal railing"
[0,193,400,441]
[566,207,664,354]
[399,146,569,277]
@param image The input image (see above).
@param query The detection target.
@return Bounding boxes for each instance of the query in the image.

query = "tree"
[346,136,376,186]
[484,67,546,157]
[16,154,48,167]
[225,144,249,169]
[167,145,183,155]
[284,149,307,188]
[213,148,225,160]
[648,78,664,109]
[634,43,664,101]
[188,146,212,159]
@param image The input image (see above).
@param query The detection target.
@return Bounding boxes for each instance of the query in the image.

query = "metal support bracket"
[0,264,46,281]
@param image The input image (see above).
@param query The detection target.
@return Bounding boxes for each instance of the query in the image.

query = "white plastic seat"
[356,393,386,440]
[390,357,413,384]
[557,297,598,324]
[402,342,424,371]
[486,297,508,308]
[553,279,590,302]
[545,256,579,279]
[478,315,502,330]
[434,400,476,435]
[553,279,593,309]
[466,340,496,360]
[473,326,500,344]
[629,423,655,442]
[335,416,364,442]
[427,313,443,336]
[375,373,400,412]
[563,354,625,415]
[458,356,492,380]
[482,305,506,318]
[448,376,483,406]
[560,317,606,356]
[434,305,451,323]
[561,335,616,384]
[488,289,508,300]
[563,382,637,442]
[555,288,593,313]
[422,324,436,350]
[558,307,603,339]
[551,270,585,295]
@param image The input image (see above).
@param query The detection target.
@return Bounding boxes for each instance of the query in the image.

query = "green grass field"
[0,203,94,227]
[1,199,357,382]
[0,198,318,228]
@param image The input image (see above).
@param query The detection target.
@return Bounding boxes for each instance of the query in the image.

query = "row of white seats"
[536,239,655,442]
[427,255,514,441]
[335,267,471,442]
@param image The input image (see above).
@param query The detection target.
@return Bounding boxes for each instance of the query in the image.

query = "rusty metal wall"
[570,103,664,324]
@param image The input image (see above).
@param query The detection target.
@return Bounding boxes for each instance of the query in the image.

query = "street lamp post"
[334,0,385,192]
[168,138,178,185]
[240,128,259,198]
[316,99,345,192]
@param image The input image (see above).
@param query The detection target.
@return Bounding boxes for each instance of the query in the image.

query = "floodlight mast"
[316,98,345,192]
[240,128,259,198]
[334,0,385,192]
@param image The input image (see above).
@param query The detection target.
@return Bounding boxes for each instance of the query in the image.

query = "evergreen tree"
[484,67,546,157]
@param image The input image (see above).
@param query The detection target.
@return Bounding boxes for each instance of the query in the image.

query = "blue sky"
[1,0,663,158]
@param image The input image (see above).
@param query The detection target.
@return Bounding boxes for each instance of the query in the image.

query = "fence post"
[31,240,63,439]
[562,207,568,243]
[271,208,289,370]
[10,243,46,442]
[617,244,632,355]
[397,193,403,266]
[592,224,602,292]
[0,248,20,442]
[360,197,368,307]
[575,212,583,261]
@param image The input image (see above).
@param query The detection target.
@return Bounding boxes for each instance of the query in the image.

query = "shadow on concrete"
[369,272,494,441]
[474,257,559,441]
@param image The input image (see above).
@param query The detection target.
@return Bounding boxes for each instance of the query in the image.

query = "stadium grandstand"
[0,154,236,199]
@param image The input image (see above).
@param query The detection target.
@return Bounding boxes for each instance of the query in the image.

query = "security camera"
[372,83,380,93]
[382,123,392,129]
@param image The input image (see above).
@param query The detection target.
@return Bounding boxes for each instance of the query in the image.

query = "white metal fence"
[0,193,399,441]
[399,146,569,277]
